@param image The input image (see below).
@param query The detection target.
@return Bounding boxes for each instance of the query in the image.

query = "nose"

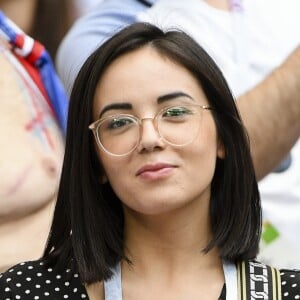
[136,118,166,153]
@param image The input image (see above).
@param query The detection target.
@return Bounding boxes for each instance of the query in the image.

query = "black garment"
[1,259,300,299]
[0,260,87,299]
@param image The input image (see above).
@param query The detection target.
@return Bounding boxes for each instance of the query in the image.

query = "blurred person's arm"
[238,46,300,180]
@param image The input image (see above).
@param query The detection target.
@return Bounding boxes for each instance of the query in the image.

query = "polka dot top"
[1,259,300,299]
[0,260,87,299]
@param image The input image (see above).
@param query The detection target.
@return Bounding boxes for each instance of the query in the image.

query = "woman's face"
[93,46,224,216]
[0,48,64,220]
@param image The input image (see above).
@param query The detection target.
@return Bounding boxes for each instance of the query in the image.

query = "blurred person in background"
[0,0,77,59]
[75,0,104,15]
[56,0,300,269]
[0,12,67,272]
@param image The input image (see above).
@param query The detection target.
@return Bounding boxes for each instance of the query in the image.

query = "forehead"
[94,46,208,110]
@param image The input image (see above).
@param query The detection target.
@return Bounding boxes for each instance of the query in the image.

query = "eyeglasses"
[89,104,212,156]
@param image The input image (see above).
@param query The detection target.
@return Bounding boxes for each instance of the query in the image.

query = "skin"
[238,46,300,179]
[205,0,231,10]
[0,0,38,33]
[87,46,224,299]
[198,0,300,180]
[0,46,64,272]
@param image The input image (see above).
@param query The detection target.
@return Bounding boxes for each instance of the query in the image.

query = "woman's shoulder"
[0,259,88,299]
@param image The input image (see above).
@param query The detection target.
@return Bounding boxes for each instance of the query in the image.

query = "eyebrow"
[98,91,194,118]
[157,91,194,104]
[99,103,132,118]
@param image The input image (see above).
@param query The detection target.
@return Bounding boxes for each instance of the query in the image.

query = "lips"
[136,163,177,179]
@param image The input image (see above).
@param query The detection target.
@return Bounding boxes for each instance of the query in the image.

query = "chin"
[125,199,185,216]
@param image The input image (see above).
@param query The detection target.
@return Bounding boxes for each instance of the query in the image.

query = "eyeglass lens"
[95,105,203,156]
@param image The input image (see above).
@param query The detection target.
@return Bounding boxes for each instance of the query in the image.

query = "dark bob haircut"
[44,22,261,283]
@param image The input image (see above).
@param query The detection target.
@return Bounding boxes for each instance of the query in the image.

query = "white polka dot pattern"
[0,260,300,299]
[0,260,88,299]
[280,269,300,299]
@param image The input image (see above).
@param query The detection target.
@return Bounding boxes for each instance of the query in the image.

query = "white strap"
[104,264,122,300]
[223,260,238,300]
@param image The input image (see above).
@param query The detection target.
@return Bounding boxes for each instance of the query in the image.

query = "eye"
[162,106,193,119]
[105,116,135,130]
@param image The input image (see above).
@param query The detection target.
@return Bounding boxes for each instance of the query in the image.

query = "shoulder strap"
[104,263,122,300]
[237,260,282,300]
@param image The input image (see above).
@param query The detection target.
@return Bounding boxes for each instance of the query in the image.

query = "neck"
[122,193,221,278]
[122,207,223,299]
[0,199,54,272]
[120,191,225,299]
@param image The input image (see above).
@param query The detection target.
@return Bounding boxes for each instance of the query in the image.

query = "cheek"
[190,142,217,174]
[197,117,218,151]
[188,125,219,175]
[98,151,127,185]
[101,159,130,205]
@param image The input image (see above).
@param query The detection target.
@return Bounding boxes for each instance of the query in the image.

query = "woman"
[1,22,299,299]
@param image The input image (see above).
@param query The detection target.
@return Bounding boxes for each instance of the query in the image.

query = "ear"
[217,139,225,159]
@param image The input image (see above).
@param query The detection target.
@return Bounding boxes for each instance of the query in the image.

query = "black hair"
[44,22,261,283]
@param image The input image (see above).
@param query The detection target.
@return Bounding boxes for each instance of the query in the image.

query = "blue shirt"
[56,0,156,94]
